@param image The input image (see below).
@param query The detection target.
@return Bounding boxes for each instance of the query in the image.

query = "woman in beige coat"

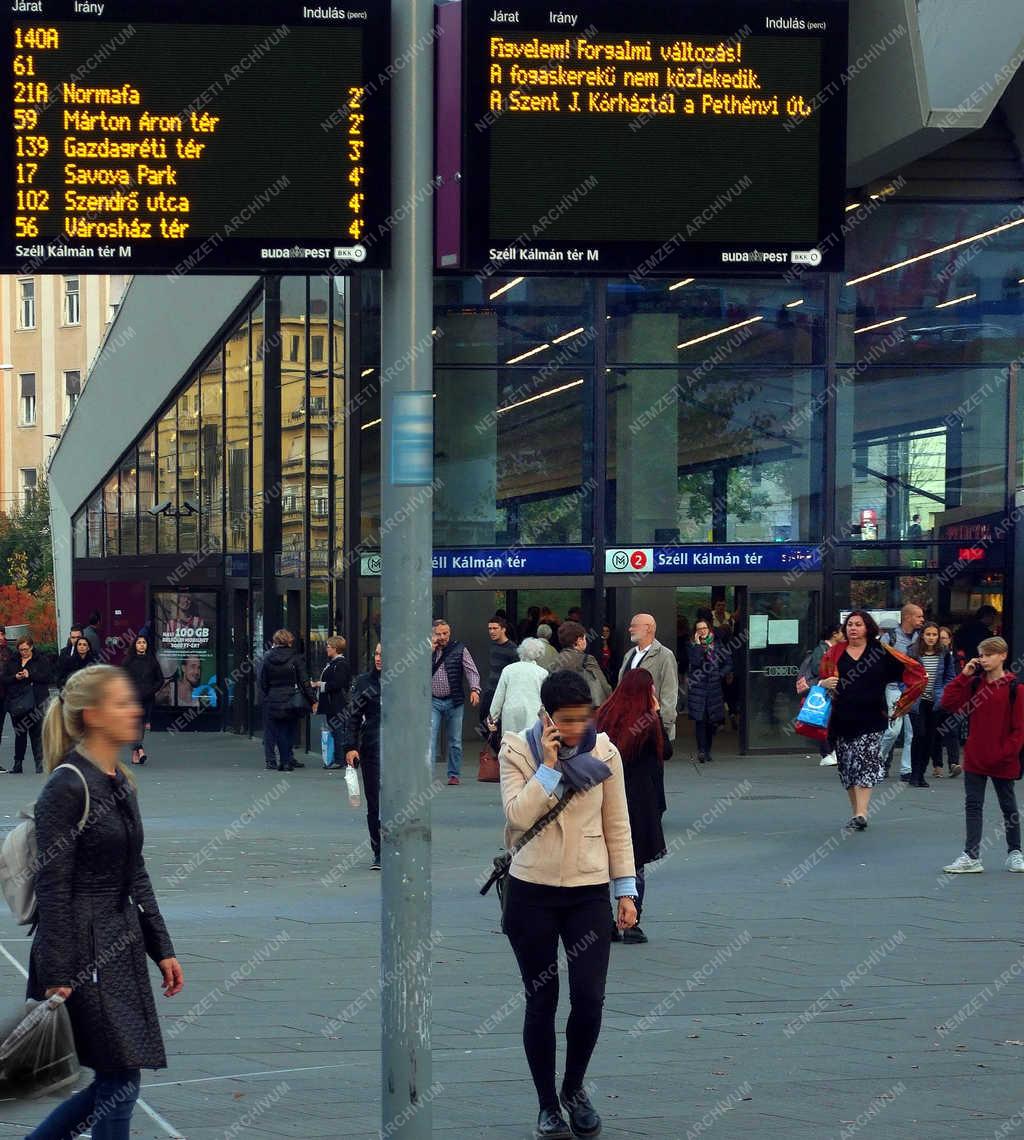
[499,670,637,1140]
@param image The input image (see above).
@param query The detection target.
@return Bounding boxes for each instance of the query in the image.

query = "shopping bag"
[321,727,335,768]
[796,684,831,728]
[0,995,80,1099]
[344,765,362,808]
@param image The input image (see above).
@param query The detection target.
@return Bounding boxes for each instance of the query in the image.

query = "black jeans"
[694,718,716,758]
[964,770,1022,859]
[909,699,942,781]
[263,717,295,768]
[504,877,612,1112]
[934,709,961,769]
[133,698,154,752]
[13,712,42,772]
[360,755,381,859]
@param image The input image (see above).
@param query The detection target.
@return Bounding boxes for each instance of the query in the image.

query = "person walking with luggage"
[344,642,382,869]
[941,637,1024,874]
[498,670,637,1139]
[686,619,731,764]
[123,635,165,765]
[487,638,550,737]
[596,668,669,945]
[481,617,518,752]
[258,630,316,772]
[818,611,926,831]
[907,622,956,786]
[26,664,184,1140]
[3,636,51,774]
[429,620,481,786]
[315,636,352,769]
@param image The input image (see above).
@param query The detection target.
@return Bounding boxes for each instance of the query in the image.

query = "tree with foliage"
[0,480,56,647]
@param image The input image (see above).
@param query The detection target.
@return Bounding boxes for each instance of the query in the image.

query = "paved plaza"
[0,729,1022,1139]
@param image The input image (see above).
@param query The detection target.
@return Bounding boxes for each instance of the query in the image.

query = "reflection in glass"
[200,348,224,553]
[835,368,1007,542]
[156,405,177,553]
[251,301,264,553]
[280,276,307,576]
[118,450,137,556]
[103,472,119,557]
[608,368,819,544]
[177,381,199,553]
[137,430,156,555]
[87,491,102,558]
[332,278,346,578]
[225,316,250,553]
[310,277,331,576]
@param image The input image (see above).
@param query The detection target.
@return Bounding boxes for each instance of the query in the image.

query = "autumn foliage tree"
[0,481,56,647]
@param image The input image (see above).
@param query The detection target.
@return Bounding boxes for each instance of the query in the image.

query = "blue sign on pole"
[605,545,822,574]
[389,391,434,485]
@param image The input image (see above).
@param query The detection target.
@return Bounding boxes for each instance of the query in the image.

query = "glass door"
[745,588,820,752]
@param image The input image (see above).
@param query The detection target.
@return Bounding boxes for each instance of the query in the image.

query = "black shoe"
[535,1107,572,1139]
[560,1087,601,1138]
[623,925,648,944]
[912,778,930,788]
[34,766,42,774]
[291,761,305,769]
[8,767,22,774]
[279,764,294,772]
[697,752,707,764]
[137,752,146,765]
[899,773,911,782]
[853,815,868,831]
[371,851,381,870]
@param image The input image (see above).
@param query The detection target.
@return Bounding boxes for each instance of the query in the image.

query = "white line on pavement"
[145,1061,353,1088]
[0,941,187,1139]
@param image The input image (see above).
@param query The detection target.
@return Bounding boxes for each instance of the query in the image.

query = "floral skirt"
[834,732,885,790]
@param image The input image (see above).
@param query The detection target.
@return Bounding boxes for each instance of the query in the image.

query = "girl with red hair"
[596,669,670,944]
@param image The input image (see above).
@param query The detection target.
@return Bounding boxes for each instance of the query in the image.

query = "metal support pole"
[379,0,434,1132]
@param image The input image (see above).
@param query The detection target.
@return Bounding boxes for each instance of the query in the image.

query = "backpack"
[968,675,1023,779]
[0,765,90,926]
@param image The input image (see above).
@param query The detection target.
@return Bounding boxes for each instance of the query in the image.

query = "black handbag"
[286,663,311,717]
[480,787,577,932]
[6,684,36,720]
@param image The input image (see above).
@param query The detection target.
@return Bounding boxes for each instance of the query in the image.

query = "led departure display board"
[450,0,848,274]
[1,2,390,272]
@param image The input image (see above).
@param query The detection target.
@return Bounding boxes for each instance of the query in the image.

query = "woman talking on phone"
[498,670,636,1139]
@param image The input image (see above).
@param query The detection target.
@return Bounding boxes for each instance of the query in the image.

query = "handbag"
[6,684,36,720]
[480,787,577,932]
[286,662,310,717]
[477,748,500,783]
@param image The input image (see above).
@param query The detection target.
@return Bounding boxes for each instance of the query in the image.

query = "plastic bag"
[0,994,80,1099]
[321,727,335,768]
[795,684,831,728]
[344,765,361,808]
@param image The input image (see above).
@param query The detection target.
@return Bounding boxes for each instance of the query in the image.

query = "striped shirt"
[921,653,941,698]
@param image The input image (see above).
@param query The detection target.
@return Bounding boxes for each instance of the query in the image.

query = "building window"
[19,373,35,425]
[64,370,81,416]
[311,334,325,361]
[20,468,36,508]
[289,334,300,362]
[18,279,35,329]
[63,275,80,325]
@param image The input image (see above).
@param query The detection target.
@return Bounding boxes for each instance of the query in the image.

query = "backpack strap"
[53,763,90,832]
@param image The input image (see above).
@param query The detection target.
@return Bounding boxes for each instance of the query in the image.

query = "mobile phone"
[541,709,561,741]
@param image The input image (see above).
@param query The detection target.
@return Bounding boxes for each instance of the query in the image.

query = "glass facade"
[69,195,1022,740]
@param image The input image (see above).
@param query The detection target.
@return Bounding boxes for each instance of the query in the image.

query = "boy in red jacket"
[940,637,1024,873]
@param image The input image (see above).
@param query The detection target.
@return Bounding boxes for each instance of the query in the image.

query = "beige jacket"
[499,730,636,888]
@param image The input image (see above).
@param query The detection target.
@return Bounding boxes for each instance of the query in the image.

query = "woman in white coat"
[487,638,550,736]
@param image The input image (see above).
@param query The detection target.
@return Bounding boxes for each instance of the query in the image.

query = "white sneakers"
[819,751,837,767]
[943,850,1024,873]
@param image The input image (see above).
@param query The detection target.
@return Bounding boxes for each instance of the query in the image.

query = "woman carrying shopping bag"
[26,664,183,1139]
[818,611,926,831]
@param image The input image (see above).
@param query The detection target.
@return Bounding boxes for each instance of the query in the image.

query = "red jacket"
[941,670,1024,779]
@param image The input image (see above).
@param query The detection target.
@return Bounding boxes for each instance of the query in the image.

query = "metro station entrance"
[606,577,822,754]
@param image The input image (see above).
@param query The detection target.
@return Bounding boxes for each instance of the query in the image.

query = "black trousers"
[263,717,295,768]
[909,699,942,781]
[504,877,612,1112]
[934,709,961,769]
[694,718,716,757]
[12,713,42,772]
[964,770,1021,859]
[360,755,381,859]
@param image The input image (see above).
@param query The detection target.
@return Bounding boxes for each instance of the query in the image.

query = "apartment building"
[0,273,129,514]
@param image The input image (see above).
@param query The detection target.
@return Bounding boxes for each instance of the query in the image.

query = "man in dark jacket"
[480,617,517,750]
[953,604,999,664]
[258,630,316,772]
[344,642,382,868]
[315,635,352,768]
[82,611,103,658]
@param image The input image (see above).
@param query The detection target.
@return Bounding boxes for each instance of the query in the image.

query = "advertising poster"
[153,591,219,709]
